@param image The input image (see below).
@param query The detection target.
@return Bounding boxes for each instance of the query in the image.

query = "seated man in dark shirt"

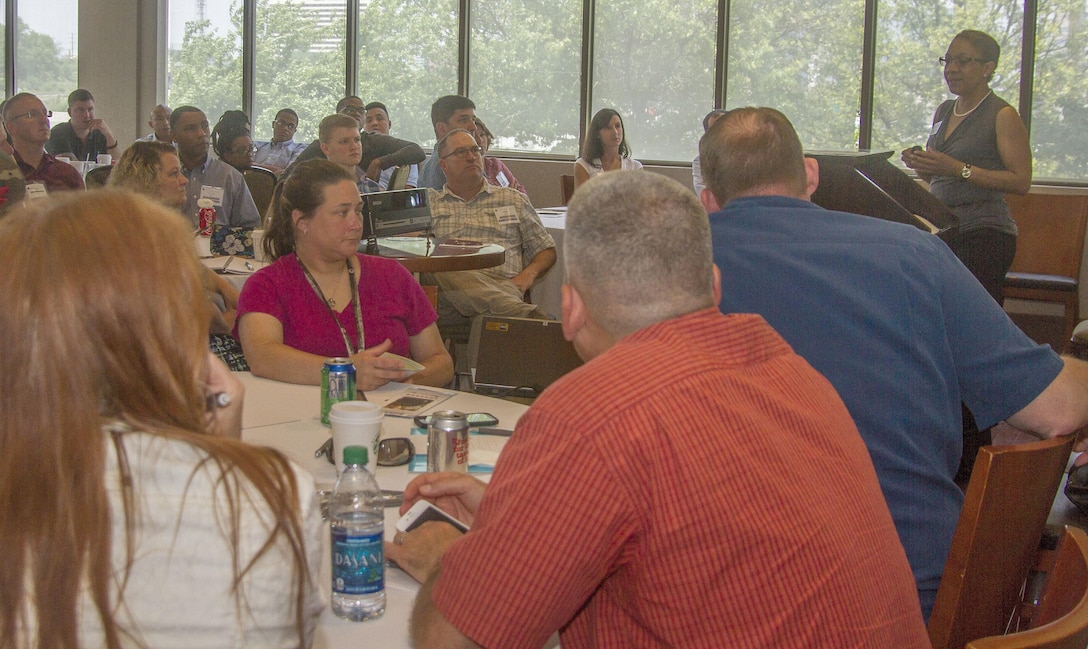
[5,92,84,194]
[45,89,119,161]
[287,96,424,182]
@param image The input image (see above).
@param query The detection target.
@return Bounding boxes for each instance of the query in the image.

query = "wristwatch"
[961,163,972,179]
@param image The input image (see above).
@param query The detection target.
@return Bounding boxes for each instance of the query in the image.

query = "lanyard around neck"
[297,256,365,356]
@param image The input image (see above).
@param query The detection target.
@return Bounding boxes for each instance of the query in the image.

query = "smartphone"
[413,412,499,428]
[396,500,470,534]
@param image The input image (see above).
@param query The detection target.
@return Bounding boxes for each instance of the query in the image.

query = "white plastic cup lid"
[329,400,382,423]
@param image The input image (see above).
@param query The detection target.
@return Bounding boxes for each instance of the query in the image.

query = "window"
[469,0,582,154]
[253,0,346,143]
[592,0,718,162]
[1030,0,1088,179]
[167,0,243,124]
[357,0,459,147]
[871,0,1024,161]
[726,0,864,151]
[16,0,78,113]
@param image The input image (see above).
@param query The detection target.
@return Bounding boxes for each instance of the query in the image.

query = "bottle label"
[331,530,384,595]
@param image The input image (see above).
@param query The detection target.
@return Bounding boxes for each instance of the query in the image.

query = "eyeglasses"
[939,56,988,68]
[10,109,52,121]
[229,145,258,156]
[273,119,297,130]
[441,145,483,159]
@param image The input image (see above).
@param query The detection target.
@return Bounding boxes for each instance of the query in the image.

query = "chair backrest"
[929,436,1075,649]
[1006,193,1088,280]
[243,166,278,219]
[388,165,410,191]
[560,174,575,206]
[965,526,1088,649]
[84,164,113,188]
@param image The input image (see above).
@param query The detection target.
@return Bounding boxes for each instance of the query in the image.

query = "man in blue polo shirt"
[702,106,1088,621]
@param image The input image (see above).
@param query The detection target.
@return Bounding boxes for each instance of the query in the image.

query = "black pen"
[476,427,514,437]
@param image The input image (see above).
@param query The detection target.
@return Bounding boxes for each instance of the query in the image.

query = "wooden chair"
[560,174,575,206]
[1003,193,1088,345]
[243,166,278,219]
[929,436,1075,649]
[388,165,411,191]
[84,164,113,188]
[965,526,1088,649]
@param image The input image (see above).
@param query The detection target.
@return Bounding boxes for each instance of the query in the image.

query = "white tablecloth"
[532,207,566,318]
[237,372,528,649]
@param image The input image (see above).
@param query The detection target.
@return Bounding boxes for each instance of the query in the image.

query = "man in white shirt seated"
[136,104,173,145]
[253,108,307,175]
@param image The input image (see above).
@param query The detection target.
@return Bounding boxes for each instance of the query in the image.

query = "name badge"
[25,183,49,201]
[494,205,518,225]
[496,171,510,188]
[201,184,225,207]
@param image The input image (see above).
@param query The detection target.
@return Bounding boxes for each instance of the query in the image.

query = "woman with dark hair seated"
[213,123,256,174]
[0,190,323,646]
[573,107,642,189]
[236,159,453,390]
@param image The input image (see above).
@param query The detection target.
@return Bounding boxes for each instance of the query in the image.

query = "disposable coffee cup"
[329,401,383,474]
[251,228,266,261]
[97,154,112,166]
[193,236,211,258]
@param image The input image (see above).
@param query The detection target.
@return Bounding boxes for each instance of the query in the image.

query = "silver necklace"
[953,90,992,118]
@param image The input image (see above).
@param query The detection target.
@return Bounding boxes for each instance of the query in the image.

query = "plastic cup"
[251,228,266,261]
[329,401,383,474]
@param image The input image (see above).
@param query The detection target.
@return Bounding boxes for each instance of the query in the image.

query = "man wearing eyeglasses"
[418,95,478,191]
[253,108,306,175]
[45,89,118,162]
[3,92,84,194]
[424,128,555,338]
[287,96,425,182]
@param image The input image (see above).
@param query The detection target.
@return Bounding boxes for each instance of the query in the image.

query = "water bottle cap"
[342,445,368,465]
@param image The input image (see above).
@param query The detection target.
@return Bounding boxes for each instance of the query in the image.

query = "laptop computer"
[359,188,432,255]
[468,316,583,398]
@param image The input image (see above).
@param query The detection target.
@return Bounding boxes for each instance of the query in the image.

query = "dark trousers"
[945,227,1017,485]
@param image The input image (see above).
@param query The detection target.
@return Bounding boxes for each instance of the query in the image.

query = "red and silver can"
[197,198,216,236]
[427,410,469,473]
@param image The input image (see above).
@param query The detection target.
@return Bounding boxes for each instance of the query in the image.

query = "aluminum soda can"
[427,410,469,473]
[197,198,216,236]
[321,358,357,425]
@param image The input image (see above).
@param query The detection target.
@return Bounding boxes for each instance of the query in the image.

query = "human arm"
[205,268,240,329]
[361,133,426,180]
[902,106,1032,194]
[228,170,262,227]
[238,311,409,388]
[410,568,485,649]
[1005,357,1088,448]
[405,322,454,387]
[509,247,556,294]
[88,119,118,151]
[573,158,591,189]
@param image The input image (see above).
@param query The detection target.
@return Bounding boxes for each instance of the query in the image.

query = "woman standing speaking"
[902,29,1032,303]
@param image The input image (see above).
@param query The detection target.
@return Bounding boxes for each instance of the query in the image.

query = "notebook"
[468,316,583,398]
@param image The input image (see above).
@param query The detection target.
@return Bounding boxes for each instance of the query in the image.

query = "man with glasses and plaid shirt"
[253,108,306,175]
[423,128,555,339]
[3,93,84,194]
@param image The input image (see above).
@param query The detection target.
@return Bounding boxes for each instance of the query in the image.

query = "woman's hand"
[350,338,411,390]
[903,146,962,178]
[205,352,245,438]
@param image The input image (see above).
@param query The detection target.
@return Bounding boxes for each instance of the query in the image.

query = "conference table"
[237,372,529,649]
[200,237,506,291]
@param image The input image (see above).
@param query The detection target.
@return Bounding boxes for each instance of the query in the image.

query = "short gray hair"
[565,170,715,337]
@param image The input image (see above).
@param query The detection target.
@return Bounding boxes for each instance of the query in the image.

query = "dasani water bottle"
[330,445,385,621]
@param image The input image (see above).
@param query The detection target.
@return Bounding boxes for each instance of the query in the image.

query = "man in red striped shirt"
[387,170,929,649]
